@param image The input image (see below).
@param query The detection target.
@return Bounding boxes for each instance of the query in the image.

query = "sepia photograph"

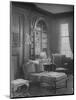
[10,1,74,98]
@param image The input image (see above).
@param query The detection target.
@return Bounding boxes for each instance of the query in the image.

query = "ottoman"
[11,79,29,97]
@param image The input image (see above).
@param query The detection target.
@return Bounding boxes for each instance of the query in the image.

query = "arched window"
[30,18,48,59]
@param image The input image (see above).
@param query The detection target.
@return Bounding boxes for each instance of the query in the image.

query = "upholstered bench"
[28,72,67,94]
[11,79,29,97]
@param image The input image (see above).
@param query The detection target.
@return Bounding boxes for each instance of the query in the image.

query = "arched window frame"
[30,17,48,59]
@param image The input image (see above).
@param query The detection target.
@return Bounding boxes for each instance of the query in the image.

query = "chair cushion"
[56,67,67,71]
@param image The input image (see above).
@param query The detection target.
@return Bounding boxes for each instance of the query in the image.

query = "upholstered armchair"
[52,54,67,73]
[52,53,73,75]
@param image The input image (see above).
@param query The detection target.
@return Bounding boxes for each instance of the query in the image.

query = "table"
[43,63,56,71]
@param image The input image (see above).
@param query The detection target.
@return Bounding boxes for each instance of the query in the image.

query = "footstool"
[11,79,29,97]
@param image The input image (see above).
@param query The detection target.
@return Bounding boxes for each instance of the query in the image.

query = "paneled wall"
[11,6,31,80]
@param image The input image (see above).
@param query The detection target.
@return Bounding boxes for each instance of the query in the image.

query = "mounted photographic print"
[10,1,74,99]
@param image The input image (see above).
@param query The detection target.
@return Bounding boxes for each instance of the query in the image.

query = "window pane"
[60,23,69,36]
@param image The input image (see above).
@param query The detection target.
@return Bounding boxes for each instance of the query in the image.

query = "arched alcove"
[30,18,48,59]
